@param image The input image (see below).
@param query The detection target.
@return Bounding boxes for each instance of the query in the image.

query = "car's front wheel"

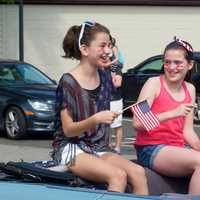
[4,106,27,139]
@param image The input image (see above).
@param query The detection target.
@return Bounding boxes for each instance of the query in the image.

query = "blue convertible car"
[0,161,199,200]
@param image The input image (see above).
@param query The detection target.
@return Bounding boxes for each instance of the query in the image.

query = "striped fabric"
[131,100,160,131]
[175,37,193,52]
[52,69,113,165]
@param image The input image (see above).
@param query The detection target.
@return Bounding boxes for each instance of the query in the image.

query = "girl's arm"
[183,84,200,151]
[110,47,123,88]
[61,108,119,137]
[132,77,159,130]
[111,72,122,88]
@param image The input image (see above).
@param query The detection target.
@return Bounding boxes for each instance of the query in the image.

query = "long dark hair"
[164,38,194,81]
[62,22,112,60]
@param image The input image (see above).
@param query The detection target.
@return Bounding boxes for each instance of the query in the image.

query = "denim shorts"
[135,144,166,169]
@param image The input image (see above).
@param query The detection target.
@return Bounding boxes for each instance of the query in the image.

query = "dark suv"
[122,52,200,122]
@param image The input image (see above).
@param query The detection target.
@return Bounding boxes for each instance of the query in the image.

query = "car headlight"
[28,99,54,112]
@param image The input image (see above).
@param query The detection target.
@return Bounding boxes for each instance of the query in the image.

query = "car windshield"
[0,63,54,85]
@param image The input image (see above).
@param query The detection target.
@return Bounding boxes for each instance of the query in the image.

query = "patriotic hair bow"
[174,36,193,53]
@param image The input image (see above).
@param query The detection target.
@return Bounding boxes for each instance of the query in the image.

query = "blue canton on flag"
[131,100,160,131]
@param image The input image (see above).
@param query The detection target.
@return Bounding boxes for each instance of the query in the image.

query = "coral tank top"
[135,75,192,147]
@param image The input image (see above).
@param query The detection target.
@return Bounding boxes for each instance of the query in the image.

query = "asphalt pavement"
[0,118,200,163]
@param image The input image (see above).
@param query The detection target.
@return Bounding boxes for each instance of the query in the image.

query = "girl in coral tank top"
[133,37,200,194]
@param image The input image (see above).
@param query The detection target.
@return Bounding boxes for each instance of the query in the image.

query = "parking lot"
[0,118,200,163]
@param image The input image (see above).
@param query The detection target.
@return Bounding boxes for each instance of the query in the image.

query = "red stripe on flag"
[132,105,153,131]
[131,101,160,131]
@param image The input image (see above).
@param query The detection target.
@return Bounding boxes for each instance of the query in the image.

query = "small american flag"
[131,100,160,131]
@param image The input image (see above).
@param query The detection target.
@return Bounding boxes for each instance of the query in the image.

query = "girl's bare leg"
[115,127,123,153]
[101,153,149,195]
[153,146,200,194]
[69,152,127,192]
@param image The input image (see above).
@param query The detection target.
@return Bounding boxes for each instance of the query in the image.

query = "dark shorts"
[135,144,165,169]
[135,144,191,169]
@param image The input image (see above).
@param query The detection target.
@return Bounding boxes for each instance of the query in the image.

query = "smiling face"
[82,32,113,68]
[163,49,193,83]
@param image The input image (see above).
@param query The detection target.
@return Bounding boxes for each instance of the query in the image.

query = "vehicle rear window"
[136,59,163,74]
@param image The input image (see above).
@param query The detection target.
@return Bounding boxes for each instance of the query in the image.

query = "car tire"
[5,106,27,139]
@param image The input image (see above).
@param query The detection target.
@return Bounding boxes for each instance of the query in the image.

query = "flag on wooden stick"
[131,100,160,131]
